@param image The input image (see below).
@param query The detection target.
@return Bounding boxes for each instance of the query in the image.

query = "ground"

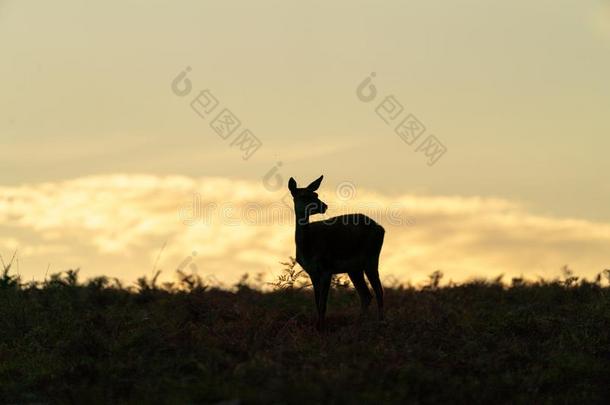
[2,266,610,404]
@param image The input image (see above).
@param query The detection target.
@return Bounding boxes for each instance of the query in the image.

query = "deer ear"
[288,177,297,195]
[307,175,323,191]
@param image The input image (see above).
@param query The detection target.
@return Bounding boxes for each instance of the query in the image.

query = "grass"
[2,256,610,404]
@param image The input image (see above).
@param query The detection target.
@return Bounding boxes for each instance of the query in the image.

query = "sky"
[1,0,609,285]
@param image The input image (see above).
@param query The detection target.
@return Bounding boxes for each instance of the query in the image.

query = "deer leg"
[311,274,321,322]
[348,271,372,317]
[317,272,332,330]
[365,261,384,321]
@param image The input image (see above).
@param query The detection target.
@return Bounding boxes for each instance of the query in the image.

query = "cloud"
[0,174,609,286]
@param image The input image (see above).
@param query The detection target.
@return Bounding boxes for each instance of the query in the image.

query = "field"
[2,261,610,404]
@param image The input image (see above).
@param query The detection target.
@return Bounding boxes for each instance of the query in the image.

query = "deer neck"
[294,210,312,264]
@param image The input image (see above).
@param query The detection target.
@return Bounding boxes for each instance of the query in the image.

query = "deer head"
[288,175,328,223]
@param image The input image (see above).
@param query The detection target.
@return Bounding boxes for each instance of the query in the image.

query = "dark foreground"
[2,268,610,404]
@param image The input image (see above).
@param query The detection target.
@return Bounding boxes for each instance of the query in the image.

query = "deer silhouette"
[288,175,385,330]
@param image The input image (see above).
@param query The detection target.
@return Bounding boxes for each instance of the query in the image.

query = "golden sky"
[1,0,609,285]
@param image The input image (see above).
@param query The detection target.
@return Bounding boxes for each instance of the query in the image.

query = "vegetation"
[2,255,610,404]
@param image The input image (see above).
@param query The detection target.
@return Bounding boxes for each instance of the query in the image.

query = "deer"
[288,175,385,330]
